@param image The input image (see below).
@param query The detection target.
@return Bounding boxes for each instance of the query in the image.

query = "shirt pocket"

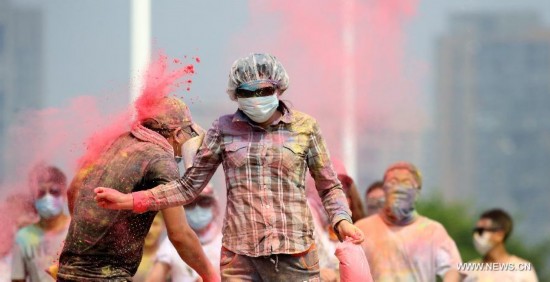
[224,139,249,168]
[281,142,307,172]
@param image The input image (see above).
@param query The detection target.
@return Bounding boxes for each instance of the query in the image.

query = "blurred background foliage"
[417,193,550,281]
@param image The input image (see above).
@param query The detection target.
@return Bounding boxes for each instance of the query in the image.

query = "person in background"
[134,213,166,281]
[146,185,222,282]
[95,53,364,281]
[355,162,461,281]
[11,164,70,282]
[364,180,385,216]
[462,209,538,282]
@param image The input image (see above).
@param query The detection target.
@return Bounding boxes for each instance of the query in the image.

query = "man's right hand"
[94,187,134,210]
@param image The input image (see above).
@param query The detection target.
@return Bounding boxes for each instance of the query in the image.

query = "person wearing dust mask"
[146,185,223,282]
[11,164,70,282]
[355,162,462,281]
[460,209,538,281]
[94,53,364,281]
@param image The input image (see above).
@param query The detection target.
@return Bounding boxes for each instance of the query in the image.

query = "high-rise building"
[0,0,43,183]
[435,11,550,241]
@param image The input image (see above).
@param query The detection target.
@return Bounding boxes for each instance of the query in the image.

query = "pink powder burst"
[232,0,423,167]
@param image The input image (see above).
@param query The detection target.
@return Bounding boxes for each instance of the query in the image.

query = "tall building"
[0,0,43,183]
[435,11,550,241]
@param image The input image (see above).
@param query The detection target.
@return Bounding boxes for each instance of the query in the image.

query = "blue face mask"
[186,206,214,231]
[383,184,418,225]
[34,194,64,219]
[237,94,279,123]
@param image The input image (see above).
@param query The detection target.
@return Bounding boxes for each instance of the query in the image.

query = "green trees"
[416,193,550,280]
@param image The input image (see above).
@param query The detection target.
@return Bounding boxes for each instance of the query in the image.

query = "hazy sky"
[12,0,550,110]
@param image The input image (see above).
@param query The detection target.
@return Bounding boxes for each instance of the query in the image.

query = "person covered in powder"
[355,162,462,281]
[94,53,364,281]
[57,97,219,281]
[11,164,70,282]
[461,209,538,281]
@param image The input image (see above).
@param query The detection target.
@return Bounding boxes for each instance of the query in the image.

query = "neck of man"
[483,243,509,263]
[38,213,68,232]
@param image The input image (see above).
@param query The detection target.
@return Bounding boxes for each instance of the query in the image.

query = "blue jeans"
[220,244,320,282]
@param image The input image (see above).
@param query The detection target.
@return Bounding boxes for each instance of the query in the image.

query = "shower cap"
[226,53,289,100]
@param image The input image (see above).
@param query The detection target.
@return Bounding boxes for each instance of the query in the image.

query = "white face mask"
[34,194,64,219]
[237,94,279,123]
[186,206,214,231]
[473,232,495,256]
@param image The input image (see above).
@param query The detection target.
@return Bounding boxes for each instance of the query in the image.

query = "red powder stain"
[134,51,196,125]
[174,58,181,64]
[195,57,201,63]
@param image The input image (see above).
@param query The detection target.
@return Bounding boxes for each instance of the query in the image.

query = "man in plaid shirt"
[95,53,364,281]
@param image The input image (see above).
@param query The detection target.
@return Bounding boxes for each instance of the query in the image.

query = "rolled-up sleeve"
[306,121,352,228]
[134,119,223,212]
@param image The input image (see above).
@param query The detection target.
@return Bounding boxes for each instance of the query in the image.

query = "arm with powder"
[94,120,222,211]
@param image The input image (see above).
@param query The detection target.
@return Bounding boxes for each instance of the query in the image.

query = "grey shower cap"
[226,53,290,100]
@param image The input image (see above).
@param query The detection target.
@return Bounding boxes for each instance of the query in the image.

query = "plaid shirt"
[136,104,352,256]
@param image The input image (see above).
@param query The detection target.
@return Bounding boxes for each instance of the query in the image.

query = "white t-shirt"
[11,223,68,282]
[462,255,538,282]
[155,233,222,281]
[0,253,12,282]
[356,214,462,282]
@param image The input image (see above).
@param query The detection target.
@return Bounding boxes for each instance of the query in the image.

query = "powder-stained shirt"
[135,106,352,257]
[11,222,69,282]
[58,132,179,281]
[356,214,462,282]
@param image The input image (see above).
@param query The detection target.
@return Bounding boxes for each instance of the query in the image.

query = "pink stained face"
[384,169,418,189]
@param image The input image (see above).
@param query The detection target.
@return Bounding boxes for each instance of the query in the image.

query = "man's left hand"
[336,220,364,244]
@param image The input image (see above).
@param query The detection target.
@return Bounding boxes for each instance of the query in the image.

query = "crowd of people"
[0,53,539,281]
